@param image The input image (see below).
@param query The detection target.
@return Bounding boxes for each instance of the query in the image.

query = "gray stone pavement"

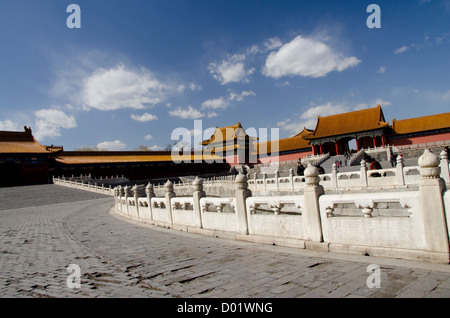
[1,184,450,299]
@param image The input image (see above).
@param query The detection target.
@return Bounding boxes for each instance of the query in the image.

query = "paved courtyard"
[1,184,450,299]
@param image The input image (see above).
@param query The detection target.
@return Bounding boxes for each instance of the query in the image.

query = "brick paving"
[1,184,450,299]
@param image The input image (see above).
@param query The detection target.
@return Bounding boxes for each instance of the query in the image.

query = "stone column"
[145,183,155,220]
[303,164,324,242]
[275,169,280,190]
[133,184,145,219]
[165,180,176,226]
[117,185,124,213]
[289,168,294,190]
[440,150,450,183]
[235,173,251,235]
[192,177,206,228]
[360,159,368,187]
[113,187,119,209]
[132,184,139,218]
[331,163,338,188]
[124,186,132,216]
[396,155,405,185]
[418,149,449,255]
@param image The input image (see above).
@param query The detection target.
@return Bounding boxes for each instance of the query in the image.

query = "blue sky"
[0,0,449,151]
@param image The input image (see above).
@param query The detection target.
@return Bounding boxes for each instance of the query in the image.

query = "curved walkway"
[1,185,450,298]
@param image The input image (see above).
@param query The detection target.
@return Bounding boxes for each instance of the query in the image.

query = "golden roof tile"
[304,105,389,140]
[391,112,450,135]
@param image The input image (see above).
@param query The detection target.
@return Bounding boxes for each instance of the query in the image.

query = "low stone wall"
[393,140,450,159]
[54,149,450,264]
[247,150,449,192]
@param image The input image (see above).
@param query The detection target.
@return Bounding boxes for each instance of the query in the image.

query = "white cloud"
[148,145,163,151]
[33,109,77,140]
[355,98,392,110]
[209,54,254,85]
[264,37,283,51]
[302,103,349,120]
[378,66,386,74]
[144,134,153,140]
[0,119,21,131]
[169,105,204,119]
[247,45,261,54]
[82,64,168,111]
[201,97,229,110]
[276,118,291,127]
[176,82,201,92]
[96,140,126,151]
[277,102,349,134]
[394,46,409,54]
[394,32,449,55]
[130,113,158,122]
[189,82,202,91]
[229,90,256,102]
[263,35,361,79]
[275,81,291,87]
[200,90,255,114]
[443,90,450,101]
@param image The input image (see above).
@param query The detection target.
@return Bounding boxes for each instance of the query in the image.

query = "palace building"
[388,112,450,147]
[205,106,449,164]
[0,127,229,187]
[1,106,449,186]
[0,127,60,186]
[303,105,390,156]
[200,122,258,164]
[256,128,313,163]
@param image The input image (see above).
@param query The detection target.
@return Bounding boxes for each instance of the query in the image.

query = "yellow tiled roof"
[305,105,389,140]
[257,128,312,154]
[0,128,54,154]
[56,151,221,164]
[201,122,257,145]
[391,112,450,135]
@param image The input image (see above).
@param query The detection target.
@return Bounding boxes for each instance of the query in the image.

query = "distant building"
[200,122,258,165]
[303,105,390,156]
[1,106,449,187]
[256,128,313,163]
[0,127,229,187]
[388,112,450,147]
[0,127,60,186]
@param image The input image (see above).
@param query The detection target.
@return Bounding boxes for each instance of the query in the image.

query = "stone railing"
[53,177,116,195]
[247,150,450,191]
[348,148,366,166]
[108,149,450,264]
[54,150,449,195]
[301,153,331,166]
[54,149,450,264]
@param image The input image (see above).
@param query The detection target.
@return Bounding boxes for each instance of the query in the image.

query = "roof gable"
[0,127,54,154]
[305,105,389,140]
[201,122,257,145]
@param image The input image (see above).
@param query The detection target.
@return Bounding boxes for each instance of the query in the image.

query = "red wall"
[389,132,450,147]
